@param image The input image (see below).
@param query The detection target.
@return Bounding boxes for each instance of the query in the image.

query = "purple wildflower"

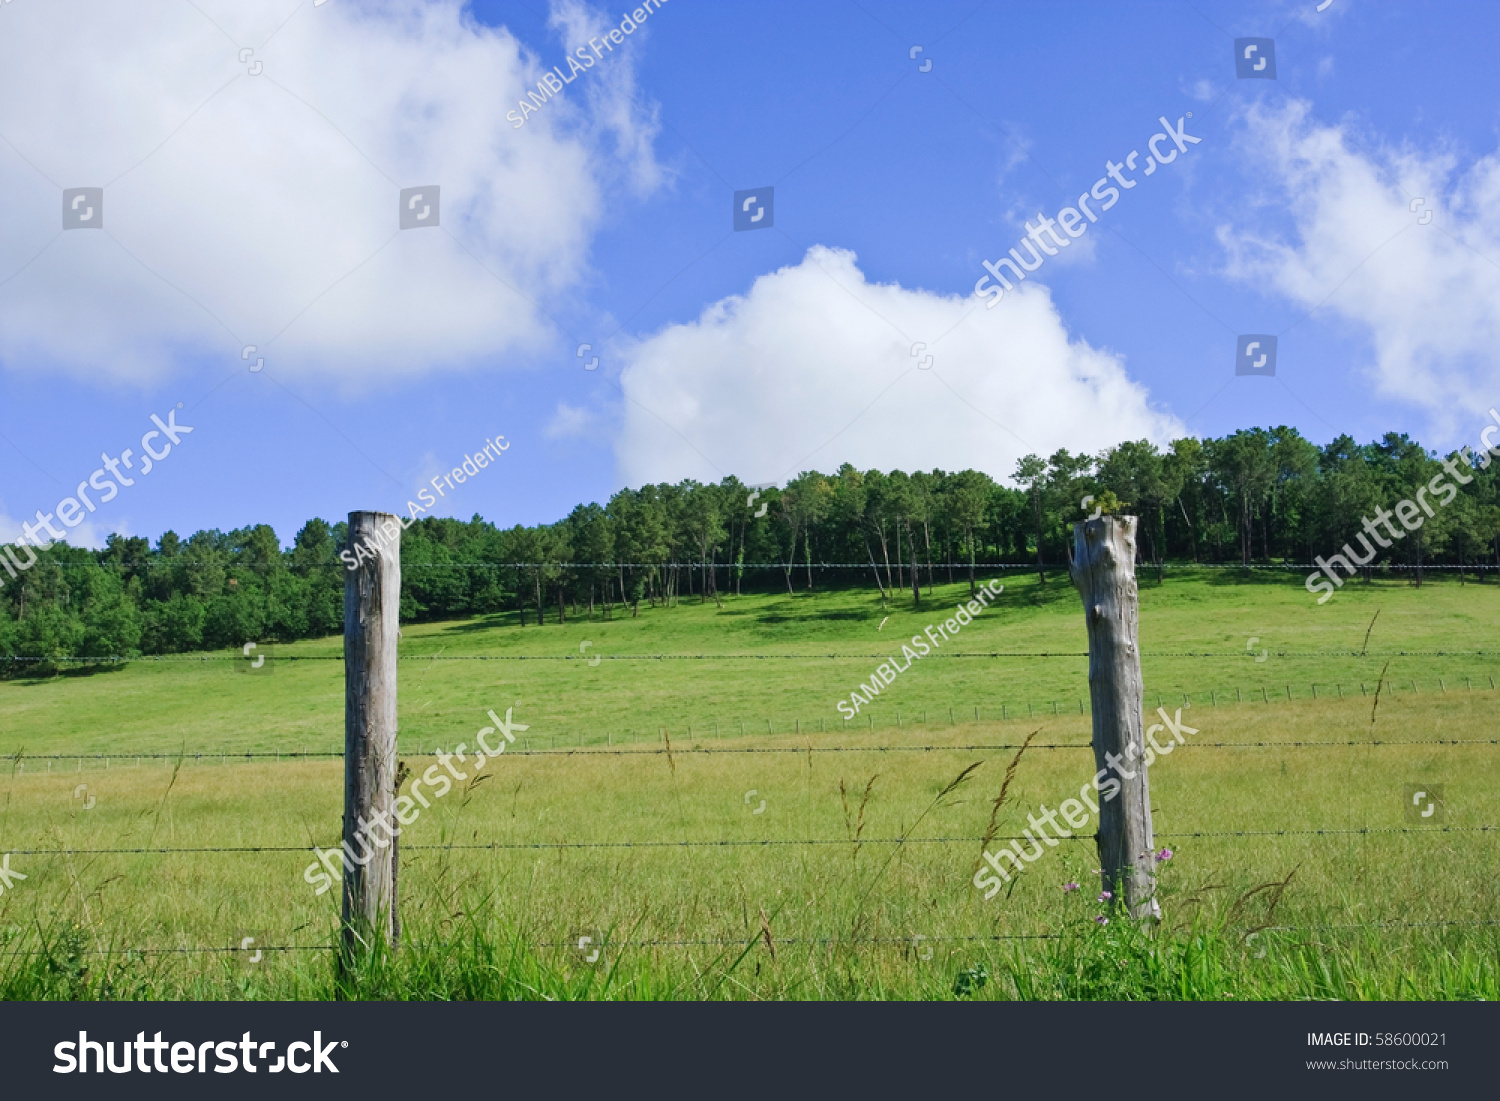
[1062,882,1079,892]
[1155,848,1173,862]
[1094,915,1109,926]
[1097,890,1112,902]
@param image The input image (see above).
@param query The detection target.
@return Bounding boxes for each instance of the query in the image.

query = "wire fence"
[4,667,1496,767]
[55,559,1500,571]
[3,651,1496,964]
[7,733,1500,769]
[4,825,1496,859]
[6,649,1500,663]
[5,809,1494,955]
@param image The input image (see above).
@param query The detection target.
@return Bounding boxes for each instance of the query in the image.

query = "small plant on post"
[1070,514,1159,920]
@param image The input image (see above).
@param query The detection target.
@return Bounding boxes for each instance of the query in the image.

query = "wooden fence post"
[1071,515,1159,920]
[343,510,402,958]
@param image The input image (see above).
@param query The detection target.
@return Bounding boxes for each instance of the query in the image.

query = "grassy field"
[3,567,1498,758]
[0,569,1497,999]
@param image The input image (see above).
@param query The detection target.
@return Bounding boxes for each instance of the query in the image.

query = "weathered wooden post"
[1071,515,1158,919]
[343,510,402,958]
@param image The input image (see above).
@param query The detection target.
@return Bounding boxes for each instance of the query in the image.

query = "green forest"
[3,425,1498,669]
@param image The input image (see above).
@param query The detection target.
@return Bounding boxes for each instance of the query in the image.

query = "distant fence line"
[391,562,1500,571]
[11,741,1500,768]
[65,559,1500,571]
[2,673,1496,763]
[4,651,1500,664]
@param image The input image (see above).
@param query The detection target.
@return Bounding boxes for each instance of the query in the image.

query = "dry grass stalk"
[977,728,1041,865]
[1371,659,1392,726]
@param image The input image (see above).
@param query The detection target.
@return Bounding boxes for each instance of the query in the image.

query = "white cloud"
[546,0,666,196]
[0,0,661,386]
[616,246,1182,487]
[0,505,123,551]
[1219,99,1500,438]
[545,402,597,439]
[994,205,1098,271]
[1187,79,1217,103]
[990,133,1034,190]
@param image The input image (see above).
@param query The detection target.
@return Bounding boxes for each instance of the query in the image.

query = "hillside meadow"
[0,570,1496,999]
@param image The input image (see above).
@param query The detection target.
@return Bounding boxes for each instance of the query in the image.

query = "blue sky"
[1,0,1497,547]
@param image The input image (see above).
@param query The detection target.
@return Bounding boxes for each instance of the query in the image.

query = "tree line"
[4,426,1498,671]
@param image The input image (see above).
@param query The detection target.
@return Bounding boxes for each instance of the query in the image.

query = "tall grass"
[4,900,1496,1000]
[0,575,1495,1000]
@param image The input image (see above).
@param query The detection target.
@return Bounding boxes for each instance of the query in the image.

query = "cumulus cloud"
[546,0,666,195]
[545,402,597,439]
[616,246,1182,487]
[1219,99,1500,436]
[0,0,660,385]
[0,505,122,551]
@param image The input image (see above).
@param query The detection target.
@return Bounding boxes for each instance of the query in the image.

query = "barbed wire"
[6,736,1497,766]
[0,944,338,960]
[4,651,1498,663]
[25,557,1500,571]
[0,841,1005,861]
[440,738,1495,754]
[387,562,1499,570]
[3,936,1064,960]
[404,563,1499,572]
[6,826,1494,858]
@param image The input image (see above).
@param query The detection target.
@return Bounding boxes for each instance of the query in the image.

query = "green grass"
[0,570,1496,999]
[2,568,1497,758]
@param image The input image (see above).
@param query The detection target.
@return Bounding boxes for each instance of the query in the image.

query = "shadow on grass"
[756,608,872,625]
[6,661,133,686]
[437,613,521,635]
